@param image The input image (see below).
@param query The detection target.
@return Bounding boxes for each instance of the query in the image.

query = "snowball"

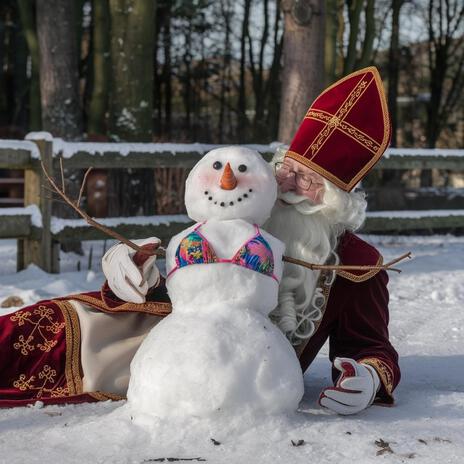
[128,307,304,419]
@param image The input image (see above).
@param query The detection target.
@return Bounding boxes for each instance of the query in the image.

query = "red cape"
[0,233,399,408]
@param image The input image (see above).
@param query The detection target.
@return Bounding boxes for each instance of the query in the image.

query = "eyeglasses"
[274,162,323,191]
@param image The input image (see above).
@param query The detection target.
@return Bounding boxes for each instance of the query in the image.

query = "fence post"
[18,134,59,273]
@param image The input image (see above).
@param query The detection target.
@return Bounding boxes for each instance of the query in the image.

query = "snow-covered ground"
[0,235,463,464]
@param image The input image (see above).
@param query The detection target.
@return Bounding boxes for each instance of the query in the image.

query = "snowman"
[127,146,304,419]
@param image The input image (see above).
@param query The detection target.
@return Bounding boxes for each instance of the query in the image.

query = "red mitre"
[285,66,391,192]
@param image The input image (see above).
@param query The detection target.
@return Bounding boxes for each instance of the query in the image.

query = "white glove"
[318,357,380,415]
[102,237,161,304]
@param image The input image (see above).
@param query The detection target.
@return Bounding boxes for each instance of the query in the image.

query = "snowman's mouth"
[203,188,254,207]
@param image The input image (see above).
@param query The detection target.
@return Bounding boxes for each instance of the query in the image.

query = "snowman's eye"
[213,161,222,170]
[238,164,247,172]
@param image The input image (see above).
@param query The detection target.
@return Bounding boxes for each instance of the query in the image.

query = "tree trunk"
[183,23,192,135]
[107,0,156,216]
[343,0,363,74]
[219,1,232,143]
[249,0,269,139]
[237,0,252,141]
[108,0,155,141]
[265,0,283,140]
[357,0,375,68]
[278,0,325,144]
[0,8,10,127]
[36,0,82,139]
[153,7,163,139]
[324,0,338,85]
[387,0,403,148]
[12,8,29,131]
[87,0,110,135]
[17,0,41,131]
[162,5,172,139]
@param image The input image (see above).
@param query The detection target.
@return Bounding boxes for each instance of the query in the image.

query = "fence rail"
[1,141,463,170]
[0,134,463,273]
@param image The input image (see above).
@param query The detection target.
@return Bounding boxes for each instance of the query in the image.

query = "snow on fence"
[0,133,463,273]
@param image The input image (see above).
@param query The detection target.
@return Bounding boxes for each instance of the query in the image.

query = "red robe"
[298,233,400,404]
[0,232,399,407]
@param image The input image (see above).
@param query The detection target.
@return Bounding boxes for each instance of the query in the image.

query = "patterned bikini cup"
[168,224,278,282]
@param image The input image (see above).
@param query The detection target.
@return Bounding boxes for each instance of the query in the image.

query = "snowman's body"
[127,148,304,418]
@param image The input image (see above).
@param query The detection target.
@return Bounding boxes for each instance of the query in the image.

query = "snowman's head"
[185,146,277,225]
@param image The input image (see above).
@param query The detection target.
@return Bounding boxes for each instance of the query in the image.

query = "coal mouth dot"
[206,190,252,207]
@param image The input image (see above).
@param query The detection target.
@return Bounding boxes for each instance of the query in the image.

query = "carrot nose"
[220,162,237,190]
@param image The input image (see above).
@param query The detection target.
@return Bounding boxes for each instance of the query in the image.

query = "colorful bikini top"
[167,222,278,282]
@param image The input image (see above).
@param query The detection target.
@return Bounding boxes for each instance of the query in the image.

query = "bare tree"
[108,0,156,141]
[420,0,464,186]
[87,0,110,135]
[278,0,325,143]
[17,0,41,131]
[425,0,464,148]
[107,0,156,216]
[247,0,270,139]
[387,0,404,147]
[219,0,233,142]
[324,0,379,85]
[238,0,252,141]
[264,0,284,139]
[36,0,82,139]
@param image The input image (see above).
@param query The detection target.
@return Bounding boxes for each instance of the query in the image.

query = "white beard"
[264,193,340,345]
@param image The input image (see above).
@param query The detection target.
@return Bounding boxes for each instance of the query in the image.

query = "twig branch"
[40,160,162,258]
[283,251,411,274]
[77,167,93,207]
[59,157,65,194]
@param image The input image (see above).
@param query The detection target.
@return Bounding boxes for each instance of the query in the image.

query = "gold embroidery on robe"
[12,365,70,398]
[10,305,65,356]
[57,300,83,396]
[10,301,82,400]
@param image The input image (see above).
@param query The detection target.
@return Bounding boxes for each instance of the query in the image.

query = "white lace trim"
[287,250,339,346]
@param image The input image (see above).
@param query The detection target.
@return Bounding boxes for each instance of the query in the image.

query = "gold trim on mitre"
[285,67,391,192]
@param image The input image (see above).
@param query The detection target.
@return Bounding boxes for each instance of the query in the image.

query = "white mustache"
[277,191,308,204]
[278,191,326,215]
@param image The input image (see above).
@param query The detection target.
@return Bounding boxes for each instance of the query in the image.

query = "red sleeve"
[329,270,401,404]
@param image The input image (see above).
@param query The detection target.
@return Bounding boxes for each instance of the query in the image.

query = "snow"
[385,148,464,158]
[50,214,191,234]
[367,209,464,218]
[50,140,277,159]
[7,135,461,163]
[0,204,43,227]
[0,235,463,463]
[0,138,41,158]
[4,136,463,164]
[25,131,54,142]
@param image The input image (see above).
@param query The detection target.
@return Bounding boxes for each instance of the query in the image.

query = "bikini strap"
[194,221,206,231]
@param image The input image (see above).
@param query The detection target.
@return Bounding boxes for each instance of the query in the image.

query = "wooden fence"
[0,133,463,273]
